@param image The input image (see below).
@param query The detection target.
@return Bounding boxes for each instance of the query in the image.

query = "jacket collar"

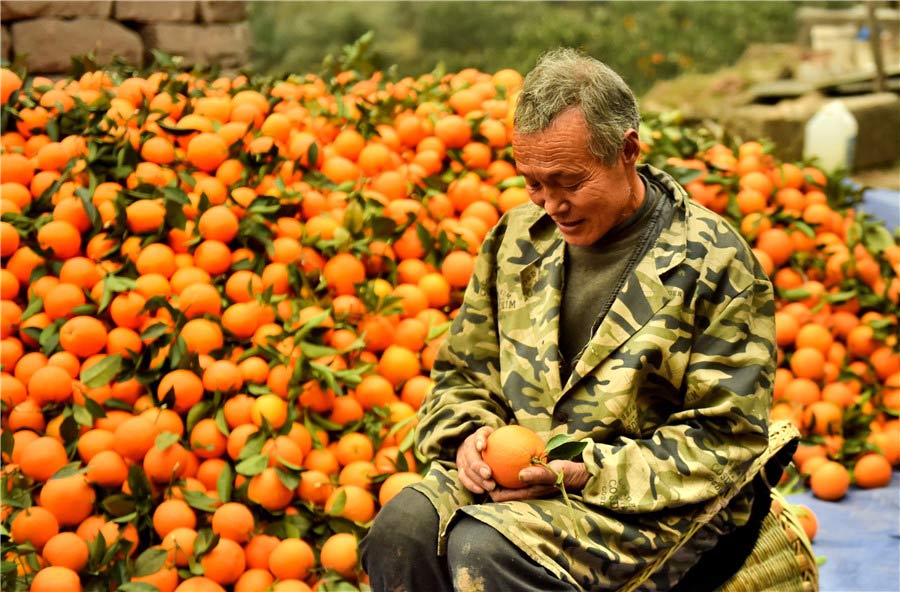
[509,164,690,395]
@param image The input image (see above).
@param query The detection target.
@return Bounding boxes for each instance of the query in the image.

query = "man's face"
[512,108,639,247]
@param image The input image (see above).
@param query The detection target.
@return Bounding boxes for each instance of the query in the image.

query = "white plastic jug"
[803,100,858,173]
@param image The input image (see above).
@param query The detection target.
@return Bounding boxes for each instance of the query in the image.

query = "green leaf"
[38,320,61,355]
[326,489,347,517]
[155,431,180,451]
[275,466,301,490]
[307,142,319,168]
[185,400,213,434]
[117,582,162,592]
[126,462,152,499]
[792,220,816,238]
[83,396,107,420]
[862,223,895,254]
[216,462,233,504]
[132,547,169,577]
[101,493,136,517]
[235,454,269,476]
[293,309,330,337]
[157,121,201,136]
[80,353,123,388]
[545,434,573,451]
[0,430,13,463]
[192,529,220,558]
[237,430,267,460]
[824,290,857,304]
[426,321,452,342]
[88,530,109,568]
[778,287,811,301]
[300,341,338,359]
[140,322,171,341]
[18,296,43,322]
[311,362,342,395]
[98,275,138,312]
[214,407,230,436]
[369,215,397,240]
[545,440,588,462]
[181,489,220,513]
[497,175,525,189]
[164,198,187,231]
[50,462,87,479]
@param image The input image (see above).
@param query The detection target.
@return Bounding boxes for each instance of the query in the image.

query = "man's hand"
[488,460,590,502]
[456,426,496,494]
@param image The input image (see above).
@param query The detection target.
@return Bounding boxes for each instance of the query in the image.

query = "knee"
[446,516,514,567]
[360,488,439,563]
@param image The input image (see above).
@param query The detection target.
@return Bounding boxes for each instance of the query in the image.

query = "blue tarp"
[861,189,899,233]
[786,471,900,592]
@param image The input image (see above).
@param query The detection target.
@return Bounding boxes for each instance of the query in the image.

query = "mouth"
[554,219,582,232]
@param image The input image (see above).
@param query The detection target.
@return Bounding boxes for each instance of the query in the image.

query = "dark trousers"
[360,488,576,592]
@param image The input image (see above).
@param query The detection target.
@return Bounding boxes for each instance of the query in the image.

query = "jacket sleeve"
[578,274,776,513]
[415,226,514,463]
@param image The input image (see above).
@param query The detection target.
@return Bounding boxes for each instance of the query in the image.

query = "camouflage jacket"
[412,165,792,590]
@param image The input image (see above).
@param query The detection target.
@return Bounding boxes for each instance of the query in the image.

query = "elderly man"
[361,48,799,591]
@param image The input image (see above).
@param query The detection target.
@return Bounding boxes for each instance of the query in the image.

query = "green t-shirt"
[558,175,674,385]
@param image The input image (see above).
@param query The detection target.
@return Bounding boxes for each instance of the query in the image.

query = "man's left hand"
[487,460,590,502]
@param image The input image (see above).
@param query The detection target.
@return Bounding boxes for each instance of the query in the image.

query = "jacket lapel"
[564,166,689,393]
[510,215,566,396]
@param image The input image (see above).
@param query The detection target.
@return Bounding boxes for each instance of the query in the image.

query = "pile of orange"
[661,141,900,508]
[0,60,896,590]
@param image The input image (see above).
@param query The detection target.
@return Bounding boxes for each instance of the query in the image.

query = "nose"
[541,189,570,217]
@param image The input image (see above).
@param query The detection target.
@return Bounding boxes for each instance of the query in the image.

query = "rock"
[0,1,112,20]
[722,92,900,170]
[141,22,249,69]
[198,0,247,23]
[722,95,825,163]
[11,18,142,73]
[841,93,900,170]
[114,1,197,23]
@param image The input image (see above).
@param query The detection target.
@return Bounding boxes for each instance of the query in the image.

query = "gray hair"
[514,48,640,166]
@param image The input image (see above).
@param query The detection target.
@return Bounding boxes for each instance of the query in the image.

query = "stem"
[532,457,584,539]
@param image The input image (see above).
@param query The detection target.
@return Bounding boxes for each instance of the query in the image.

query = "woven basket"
[717,488,819,592]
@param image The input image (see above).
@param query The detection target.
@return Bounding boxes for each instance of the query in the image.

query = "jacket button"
[554,411,568,423]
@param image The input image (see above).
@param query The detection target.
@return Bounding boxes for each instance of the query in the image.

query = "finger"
[458,469,485,494]
[459,446,490,480]
[463,470,495,494]
[474,426,493,453]
[466,461,495,491]
[518,465,555,485]
[476,460,493,481]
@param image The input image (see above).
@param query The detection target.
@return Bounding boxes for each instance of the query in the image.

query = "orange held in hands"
[481,425,548,489]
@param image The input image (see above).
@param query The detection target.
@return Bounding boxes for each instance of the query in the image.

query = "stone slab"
[722,94,823,163]
[841,92,900,170]
[722,92,900,170]
[113,1,197,23]
[141,22,248,69]
[198,0,246,23]
[0,1,112,20]
[11,17,142,73]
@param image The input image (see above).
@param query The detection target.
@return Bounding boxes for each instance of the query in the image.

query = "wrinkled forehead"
[513,110,592,158]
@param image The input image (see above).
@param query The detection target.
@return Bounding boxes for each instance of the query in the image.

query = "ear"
[620,129,641,164]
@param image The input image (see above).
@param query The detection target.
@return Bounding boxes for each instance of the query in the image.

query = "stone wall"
[1,1,249,75]
[721,92,900,171]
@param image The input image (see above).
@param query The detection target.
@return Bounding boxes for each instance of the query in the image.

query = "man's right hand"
[456,426,496,494]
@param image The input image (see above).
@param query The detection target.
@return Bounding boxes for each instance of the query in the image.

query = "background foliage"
[249,1,800,95]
